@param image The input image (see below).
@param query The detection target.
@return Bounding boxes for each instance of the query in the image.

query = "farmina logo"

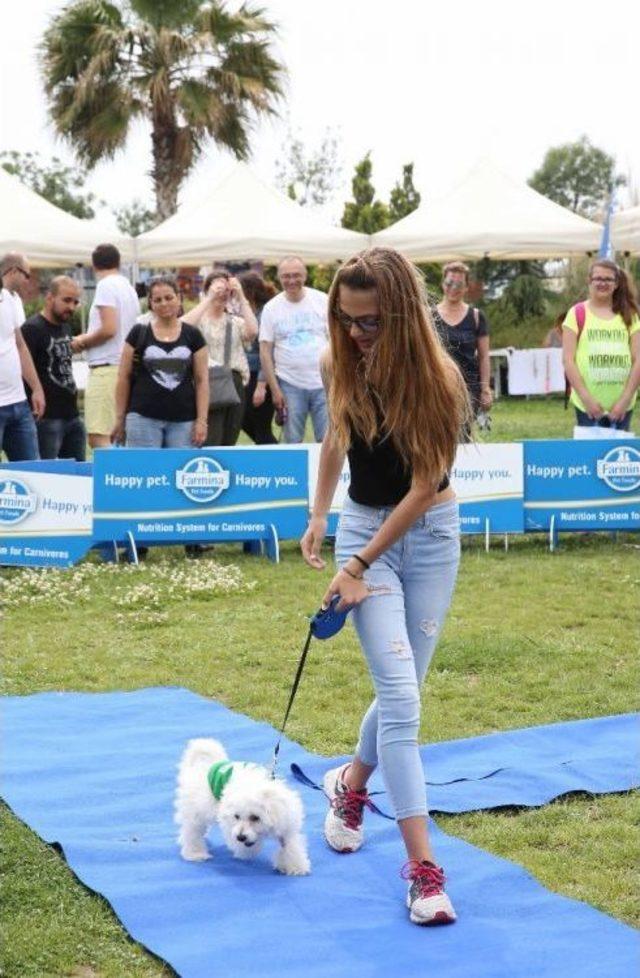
[596,446,640,493]
[0,479,37,525]
[175,457,230,503]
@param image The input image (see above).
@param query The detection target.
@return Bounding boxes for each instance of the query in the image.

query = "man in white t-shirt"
[0,253,45,460]
[71,244,140,448]
[259,256,328,443]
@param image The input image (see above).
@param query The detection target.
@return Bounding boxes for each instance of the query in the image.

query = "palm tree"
[40,0,285,220]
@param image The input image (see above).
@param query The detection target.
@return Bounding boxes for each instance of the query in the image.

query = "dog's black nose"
[237,833,247,843]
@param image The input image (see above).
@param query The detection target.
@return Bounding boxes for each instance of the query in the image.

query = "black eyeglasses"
[335,309,382,334]
[590,276,616,285]
[13,266,31,280]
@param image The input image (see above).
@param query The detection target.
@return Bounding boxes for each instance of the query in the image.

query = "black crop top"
[347,429,449,507]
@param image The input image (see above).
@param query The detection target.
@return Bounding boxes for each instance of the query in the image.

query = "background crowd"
[1,246,639,468]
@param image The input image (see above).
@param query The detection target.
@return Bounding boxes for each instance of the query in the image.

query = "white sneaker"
[403,860,457,926]
[323,764,371,853]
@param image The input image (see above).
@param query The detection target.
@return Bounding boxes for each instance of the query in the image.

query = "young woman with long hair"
[563,258,640,429]
[301,247,469,926]
[238,271,277,444]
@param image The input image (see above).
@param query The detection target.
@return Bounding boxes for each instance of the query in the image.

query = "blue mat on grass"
[293,712,640,815]
[2,687,638,978]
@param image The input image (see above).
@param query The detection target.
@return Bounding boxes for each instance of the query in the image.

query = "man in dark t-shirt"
[20,275,86,460]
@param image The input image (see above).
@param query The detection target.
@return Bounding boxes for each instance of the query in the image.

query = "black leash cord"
[270,625,313,778]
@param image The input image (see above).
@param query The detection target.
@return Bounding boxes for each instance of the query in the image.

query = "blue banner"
[523,439,640,531]
[0,461,94,567]
[458,498,525,534]
[92,448,309,545]
[452,443,525,533]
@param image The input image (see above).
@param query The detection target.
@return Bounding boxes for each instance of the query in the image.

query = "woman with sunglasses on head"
[433,262,491,437]
[301,248,469,926]
[563,259,640,430]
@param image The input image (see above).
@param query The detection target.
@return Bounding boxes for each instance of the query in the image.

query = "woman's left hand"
[479,386,493,409]
[192,418,208,446]
[609,396,630,422]
[322,568,369,612]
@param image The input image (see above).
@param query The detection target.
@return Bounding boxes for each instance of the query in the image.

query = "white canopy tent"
[134,163,368,266]
[0,167,133,267]
[612,206,640,256]
[372,158,603,261]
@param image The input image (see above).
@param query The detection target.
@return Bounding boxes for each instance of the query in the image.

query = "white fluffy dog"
[174,738,311,876]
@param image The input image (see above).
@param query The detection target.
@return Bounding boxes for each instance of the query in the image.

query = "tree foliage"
[388,163,420,224]
[276,128,342,207]
[471,258,550,321]
[40,0,285,219]
[0,150,101,219]
[529,135,625,218]
[341,153,390,233]
[113,199,158,236]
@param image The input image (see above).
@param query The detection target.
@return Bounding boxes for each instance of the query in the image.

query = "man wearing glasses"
[259,256,329,443]
[0,252,45,460]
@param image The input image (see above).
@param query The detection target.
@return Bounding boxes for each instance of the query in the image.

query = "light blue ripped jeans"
[335,495,461,820]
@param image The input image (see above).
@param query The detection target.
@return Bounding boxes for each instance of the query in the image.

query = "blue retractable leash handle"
[310,594,353,639]
[270,596,352,776]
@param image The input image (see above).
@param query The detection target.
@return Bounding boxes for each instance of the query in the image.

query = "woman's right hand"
[584,395,606,420]
[252,381,267,408]
[272,386,286,411]
[111,418,125,445]
[300,515,328,569]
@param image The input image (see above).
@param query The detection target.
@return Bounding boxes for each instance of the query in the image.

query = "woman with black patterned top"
[432,262,492,430]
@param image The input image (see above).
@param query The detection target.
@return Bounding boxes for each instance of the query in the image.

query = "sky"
[2,0,639,223]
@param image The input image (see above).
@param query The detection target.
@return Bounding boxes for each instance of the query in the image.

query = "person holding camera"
[184,271,257,446]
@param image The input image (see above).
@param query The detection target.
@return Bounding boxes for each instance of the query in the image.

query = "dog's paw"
[274,850,312,876]
[181,846,212,862]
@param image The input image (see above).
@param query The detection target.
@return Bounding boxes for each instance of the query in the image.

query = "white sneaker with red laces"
[323,764,371,853]
[403,860,457,926]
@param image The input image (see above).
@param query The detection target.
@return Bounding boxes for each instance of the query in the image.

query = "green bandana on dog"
[207,760,256,800]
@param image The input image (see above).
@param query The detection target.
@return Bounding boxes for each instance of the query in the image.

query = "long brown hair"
[327,247,470,485]
[238,271,276,311]
[589,259,640,327]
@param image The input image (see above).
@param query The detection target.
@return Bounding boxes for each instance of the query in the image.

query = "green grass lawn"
[245,394,581,447]
[1,396,639,977]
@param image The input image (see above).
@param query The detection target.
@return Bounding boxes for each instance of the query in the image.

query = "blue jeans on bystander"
[37,416,87,461]
[125,413,194,448]
[574,408,633,431]
[0,400,39,461]
[278,377,327,443]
